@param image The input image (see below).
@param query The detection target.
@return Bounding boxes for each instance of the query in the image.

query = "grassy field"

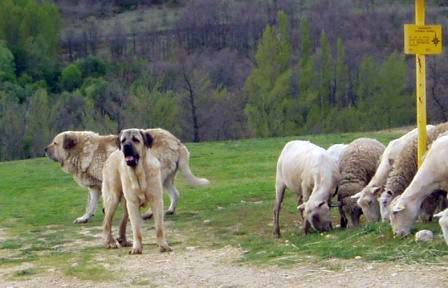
[0,130,447,281]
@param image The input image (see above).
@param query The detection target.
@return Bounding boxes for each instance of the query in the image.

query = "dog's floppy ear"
[140,130,154,148]
[63,134,77,150]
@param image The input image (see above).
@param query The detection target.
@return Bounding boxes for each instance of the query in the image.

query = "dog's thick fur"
[45,128,209,223]
[102,129,171,254]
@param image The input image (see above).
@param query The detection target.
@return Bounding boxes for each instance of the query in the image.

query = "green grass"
[0,130,447,280]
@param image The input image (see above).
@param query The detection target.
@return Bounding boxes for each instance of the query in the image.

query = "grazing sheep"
[381,123,448,223]
[434,209,448,245]
[327,144,347,164]
[273,141,339,237]
[390,134,448,236]
[352,129,420,222]
[337,138,385,228]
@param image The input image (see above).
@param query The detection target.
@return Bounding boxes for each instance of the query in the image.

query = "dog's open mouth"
[124,154,139,167]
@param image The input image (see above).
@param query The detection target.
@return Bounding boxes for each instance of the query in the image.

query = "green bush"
[77,56,106,79]
[61,64,82,92]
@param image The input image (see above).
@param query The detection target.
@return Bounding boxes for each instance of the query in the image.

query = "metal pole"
[416,0,427,167]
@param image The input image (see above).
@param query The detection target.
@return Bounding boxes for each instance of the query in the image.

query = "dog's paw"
[104,240,118,249]
[159,244,172,253]
[74,216,90,224]
[129,247,143,255]
[116,238,132,247]
[142,212,153,220]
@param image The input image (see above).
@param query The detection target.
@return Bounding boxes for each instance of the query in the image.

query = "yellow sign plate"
[404,24,443,55]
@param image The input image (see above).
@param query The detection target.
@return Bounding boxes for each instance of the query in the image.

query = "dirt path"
[1,245,447,288]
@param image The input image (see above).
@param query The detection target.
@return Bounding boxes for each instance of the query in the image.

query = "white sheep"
[352,128,421,222]
[273,140,339,237]
[327,144,347,164]
[434,209,448,245]
[390,134,448,236]
[337,138,385,228]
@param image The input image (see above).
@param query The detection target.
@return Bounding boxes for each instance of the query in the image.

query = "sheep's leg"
[273,180,287,238]
[339,205,347,229]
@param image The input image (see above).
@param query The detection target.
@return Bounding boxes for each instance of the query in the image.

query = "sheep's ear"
[351,192,362,200]
[329,201,340,208]
[317,201,326,208]
[434,211,445,218]
[392,203,405,213]
[297,203,305,217]
[372,186,383,196]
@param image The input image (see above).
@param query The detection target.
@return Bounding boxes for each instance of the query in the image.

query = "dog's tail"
[178,144,210,187]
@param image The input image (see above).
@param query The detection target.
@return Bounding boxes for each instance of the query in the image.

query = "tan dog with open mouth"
[102,129,171,254]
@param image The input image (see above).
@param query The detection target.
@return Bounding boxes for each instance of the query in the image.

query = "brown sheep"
[337,138,385,228]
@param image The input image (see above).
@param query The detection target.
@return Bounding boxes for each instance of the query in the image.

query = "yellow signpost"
[404,24,442,54]
[404,0,443,167]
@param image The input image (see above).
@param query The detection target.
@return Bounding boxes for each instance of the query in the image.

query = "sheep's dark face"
[341,197,363,228]
[303,201,332,232]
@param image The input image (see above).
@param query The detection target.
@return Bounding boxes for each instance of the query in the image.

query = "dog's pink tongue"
[125,156,134,161]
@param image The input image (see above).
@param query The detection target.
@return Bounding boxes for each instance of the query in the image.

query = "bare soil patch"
[1,245,447,288]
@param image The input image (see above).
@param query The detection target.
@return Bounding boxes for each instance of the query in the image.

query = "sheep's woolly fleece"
[384,122,448,198]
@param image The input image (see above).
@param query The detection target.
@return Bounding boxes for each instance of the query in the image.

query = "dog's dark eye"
[53,142,57,145]
[132,137,140,143]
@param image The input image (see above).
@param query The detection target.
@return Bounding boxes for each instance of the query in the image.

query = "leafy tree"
[356,56,378,112]
[77,56,106,79]
[244,11,296,137]
[61,64,82,91]
[0,0,60,83]
[334,38,349,108]
[298,17,317,131]
[0,91,26,160]
[375,52,413,128]
[0,41,15,81]
[126,79,180,135]
[24,89,51,157]
[302,31,334,133]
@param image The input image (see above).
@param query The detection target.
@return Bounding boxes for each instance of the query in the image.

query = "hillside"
[2,0,448,161]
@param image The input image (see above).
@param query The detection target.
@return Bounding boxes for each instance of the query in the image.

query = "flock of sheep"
[273,122,448,244]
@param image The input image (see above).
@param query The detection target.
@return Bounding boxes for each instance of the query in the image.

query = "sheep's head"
[298,200,332,233]
[352,186,383,223]
[390,197,420,237]
[338,182,363,228]
[379,190,395,222]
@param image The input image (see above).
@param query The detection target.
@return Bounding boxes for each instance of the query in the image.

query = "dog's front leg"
[126,197,144,254]
[74,188,100,224]
[117,201,132,247]
[150,191,172,252]
[102,190,120,249]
